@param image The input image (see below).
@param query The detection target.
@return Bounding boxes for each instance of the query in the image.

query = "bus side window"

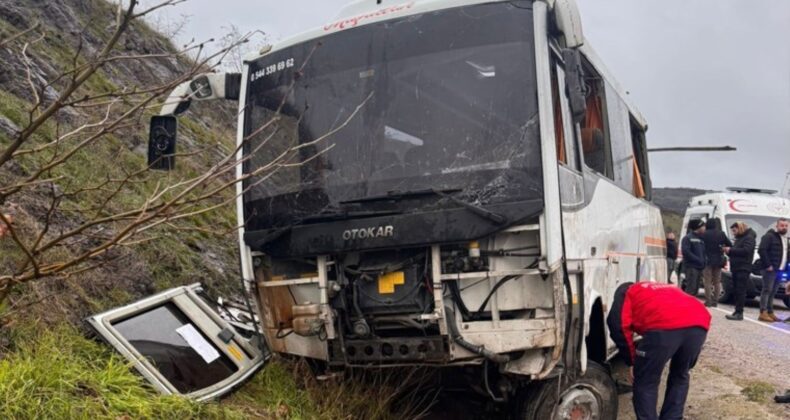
[579,61,612,178]
[603,82,635,194]
[550,61,581,171]
[631,116,651,200]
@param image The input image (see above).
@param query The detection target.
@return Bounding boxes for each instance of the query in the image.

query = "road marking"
[710,306,790,336]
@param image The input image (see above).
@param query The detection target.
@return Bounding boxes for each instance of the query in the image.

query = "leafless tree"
[216,24,269,73]
[0,0,363,305]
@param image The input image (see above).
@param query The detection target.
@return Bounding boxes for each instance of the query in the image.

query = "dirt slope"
[0,0,240,333]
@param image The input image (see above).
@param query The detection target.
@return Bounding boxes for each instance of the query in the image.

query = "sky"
[141,0,790,191]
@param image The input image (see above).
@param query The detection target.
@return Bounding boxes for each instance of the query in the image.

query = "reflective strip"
[227,345,244,362]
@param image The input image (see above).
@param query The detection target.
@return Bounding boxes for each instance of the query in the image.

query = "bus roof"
[247,0,492,61]
[244,0,648,128]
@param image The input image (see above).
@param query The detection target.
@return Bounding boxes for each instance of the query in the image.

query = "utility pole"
[647,146,736,153]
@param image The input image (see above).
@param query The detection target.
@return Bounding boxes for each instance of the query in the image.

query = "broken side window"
[87,283,266,401]
[579,59,613,178]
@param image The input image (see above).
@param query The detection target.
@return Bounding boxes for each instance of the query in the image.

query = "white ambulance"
[679,187,790,307]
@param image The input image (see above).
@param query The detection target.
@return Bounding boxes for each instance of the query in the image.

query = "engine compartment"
[253,223,558,370]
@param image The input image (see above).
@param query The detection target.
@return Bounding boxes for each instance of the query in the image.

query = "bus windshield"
[241,2,541,231]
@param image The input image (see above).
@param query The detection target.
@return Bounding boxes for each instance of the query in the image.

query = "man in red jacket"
[607,282,711,420]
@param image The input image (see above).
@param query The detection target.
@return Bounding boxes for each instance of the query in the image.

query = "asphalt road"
[426,297,790,419]
[699,297,790,394]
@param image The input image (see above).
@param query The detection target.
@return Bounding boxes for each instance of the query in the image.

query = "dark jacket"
[702,221,732,268]
[681,231,706,270]
[728,228,756,273]
[607,282,711,366]
[758,229,789,270]
[666,238,678,259]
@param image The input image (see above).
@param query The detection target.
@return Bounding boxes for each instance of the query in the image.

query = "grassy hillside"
[0,2,415,418]
[0,0,242,323]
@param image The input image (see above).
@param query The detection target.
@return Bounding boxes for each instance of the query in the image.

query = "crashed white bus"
[117,0,666,416]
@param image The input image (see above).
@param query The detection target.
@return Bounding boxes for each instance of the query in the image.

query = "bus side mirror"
[159,73,241,117]
[552,0,585,48]
[148,73,240,171]
[562,48,587,123]
[148,115,177,170]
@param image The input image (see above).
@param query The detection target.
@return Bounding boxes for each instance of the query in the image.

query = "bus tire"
[513,361,617,420]
[783,296,790,310]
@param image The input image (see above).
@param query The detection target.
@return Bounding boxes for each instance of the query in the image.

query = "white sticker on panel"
[176,324,220,364]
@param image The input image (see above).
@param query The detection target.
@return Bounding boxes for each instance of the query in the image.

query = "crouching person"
[607,282,711,420]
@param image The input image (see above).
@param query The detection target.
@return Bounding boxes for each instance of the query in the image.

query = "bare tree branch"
[0,21,40,49]
[0,5,371,309]
[0,0,138,167]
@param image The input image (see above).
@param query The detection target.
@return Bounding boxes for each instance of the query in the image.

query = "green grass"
[740,380,776,403]
[0,324,424,420]
[0,324,243,420]
[0,89,30,128]
[226,360,434,420]
[225,361,320,419]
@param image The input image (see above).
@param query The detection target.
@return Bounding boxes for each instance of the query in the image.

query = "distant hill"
[652,187,709,233]
[653,187,708,215]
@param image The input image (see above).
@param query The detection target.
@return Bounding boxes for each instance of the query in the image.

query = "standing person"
[701,219,732,307]
[681,219,706,295]
[607,282,711,420]
[666,231,678,284]
[757,218,789,322]
[724,222,756,321]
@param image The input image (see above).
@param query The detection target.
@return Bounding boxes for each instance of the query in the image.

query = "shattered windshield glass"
[243,3,541,231]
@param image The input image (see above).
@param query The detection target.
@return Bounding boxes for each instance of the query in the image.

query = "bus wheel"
[783,296,790,310]
[513,362,617,420]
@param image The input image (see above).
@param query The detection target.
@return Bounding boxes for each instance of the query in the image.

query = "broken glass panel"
[112,303,238,393]
[87,284,266,401]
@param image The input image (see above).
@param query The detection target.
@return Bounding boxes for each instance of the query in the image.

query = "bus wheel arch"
[585,298,607,366]
[512,361,617,419]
